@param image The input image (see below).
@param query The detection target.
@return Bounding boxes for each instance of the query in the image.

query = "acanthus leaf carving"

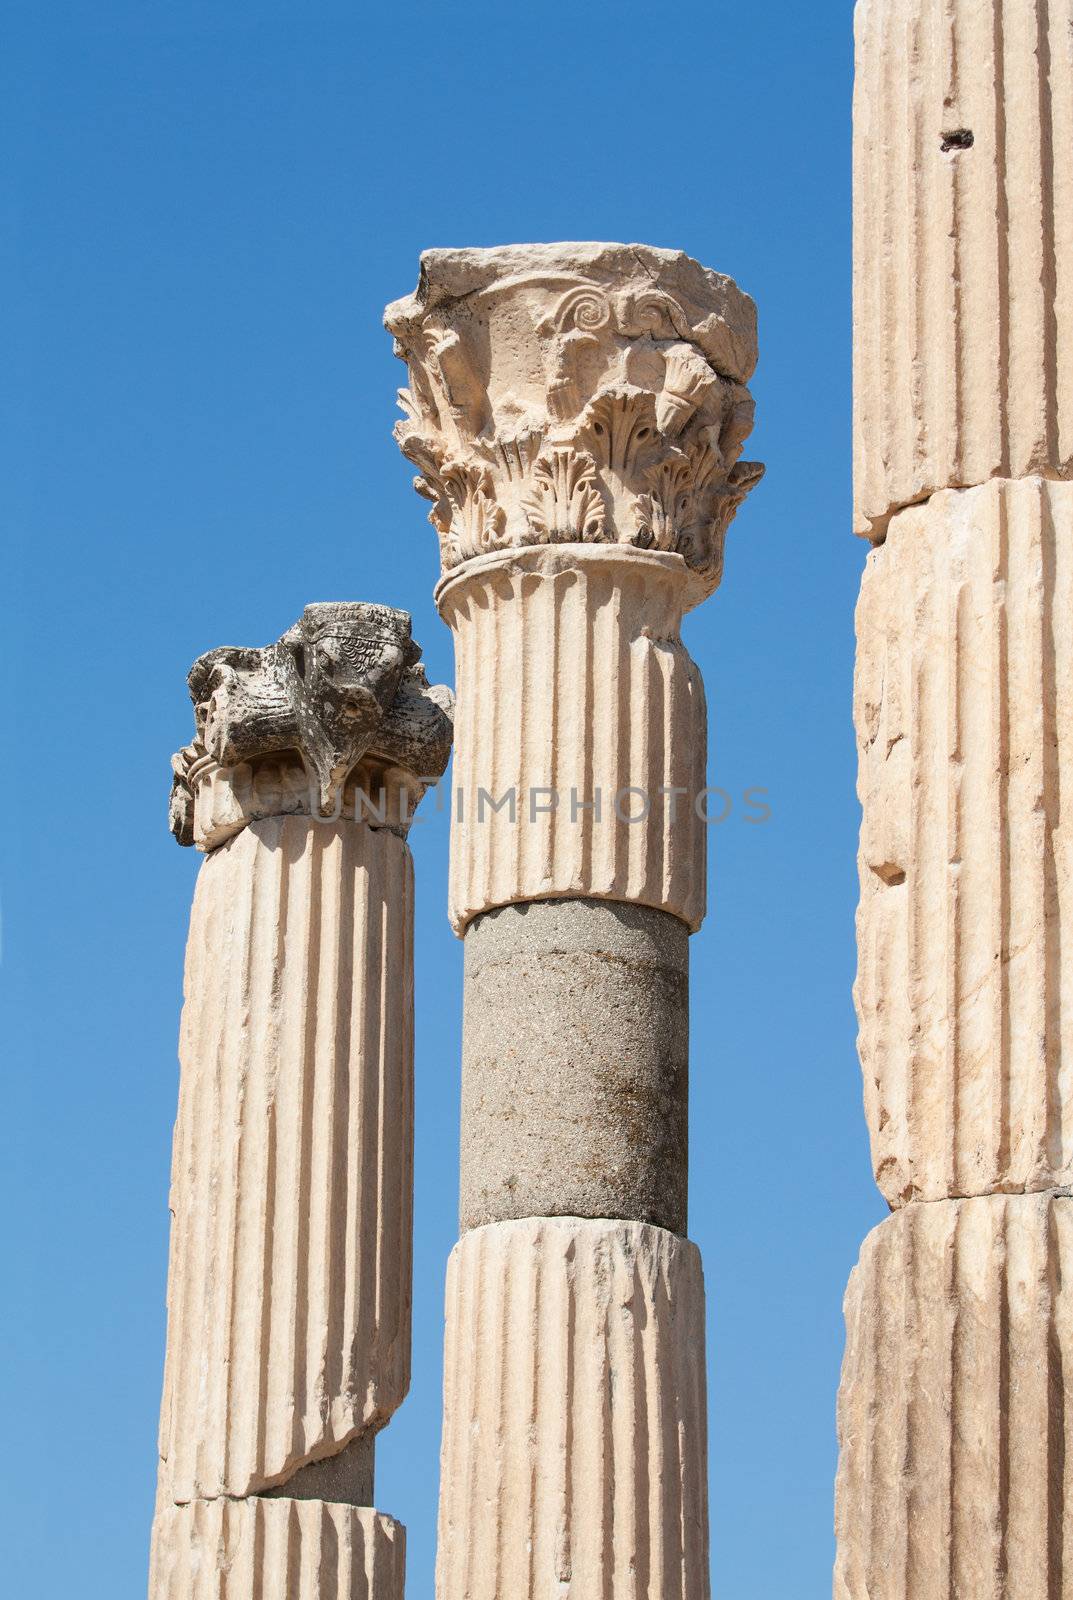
[488,427,544,485]
[579,387,661,478]
[520,448,607,544]
[636,451,697,553]
[656,342,719,438]
[439,458,507,564]
[385,244,764,598]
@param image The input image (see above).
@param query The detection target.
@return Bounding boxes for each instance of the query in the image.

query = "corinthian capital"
[170,602,453,849]
[385,242,763,598]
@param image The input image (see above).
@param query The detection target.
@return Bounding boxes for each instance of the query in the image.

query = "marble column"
[386,242,763,1599]
[148,603,452,1599]
[838,4,1073,1593]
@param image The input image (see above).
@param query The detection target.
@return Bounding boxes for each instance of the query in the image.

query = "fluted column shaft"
[387,242,763,1600]
[149,604,452,1599]
[839,5,1073,1593]
[150,817,411,1596]
[155,818,413,1505]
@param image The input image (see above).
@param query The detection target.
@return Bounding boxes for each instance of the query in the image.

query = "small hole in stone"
[941,128,974,152]
[871,861,907,886]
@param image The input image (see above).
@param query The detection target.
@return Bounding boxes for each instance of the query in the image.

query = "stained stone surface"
[437,1217,709,1600]
[170,600,453,847]
[459,897,689,1233]
[259,1432,375,1506]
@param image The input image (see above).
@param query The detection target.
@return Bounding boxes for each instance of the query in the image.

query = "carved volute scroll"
[384,242,763,599]
[170,602,454,849]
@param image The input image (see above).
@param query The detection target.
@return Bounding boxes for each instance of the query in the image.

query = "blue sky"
[2,3,876,1594]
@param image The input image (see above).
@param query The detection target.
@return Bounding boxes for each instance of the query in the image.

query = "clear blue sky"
[2,3,876,1594]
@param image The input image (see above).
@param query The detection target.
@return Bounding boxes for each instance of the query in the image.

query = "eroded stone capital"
[169,602,453,848]
[385,242,763,599]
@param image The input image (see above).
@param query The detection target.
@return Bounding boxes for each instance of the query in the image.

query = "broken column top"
[170,601,453,850]
[385,242,763,598]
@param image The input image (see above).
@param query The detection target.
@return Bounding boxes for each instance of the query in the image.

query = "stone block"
[855,479,1073,1204]
[436,1217,709,1600]
[853,0,1073,536]
[149,1499,404,1600]
[835,1193,1073,1598]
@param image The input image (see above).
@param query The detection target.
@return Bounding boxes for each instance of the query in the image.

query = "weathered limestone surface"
[387,242,762,596]
[151,605,451,1598]
[460,898,689,1233]
[156,816,415,1503]
[855,478,1073,1205]
[844,6,1073,1591]
[174,751,431,852]
[436,1217,710,1600]
[853,0,1073,537]
[149,1499,405,1600]
[834,1193,1073,1599]
[440,544,707,932]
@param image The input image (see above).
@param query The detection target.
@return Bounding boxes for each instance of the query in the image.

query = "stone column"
[148,603,452,1599]
[838,5,1073,1593]
[386,242,763,1598]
